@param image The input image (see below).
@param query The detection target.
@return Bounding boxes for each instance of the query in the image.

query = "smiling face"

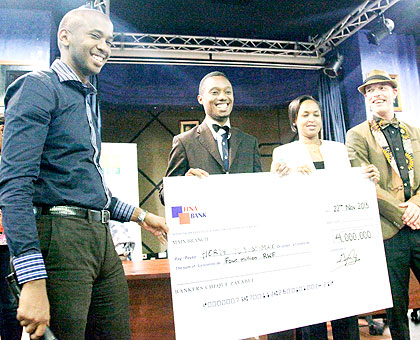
[197,76,234,124]
[295,99,322,140]
[58,10,113,83]
[364,82,398,120]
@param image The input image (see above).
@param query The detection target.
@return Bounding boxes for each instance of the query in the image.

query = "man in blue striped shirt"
[0,8,168,339]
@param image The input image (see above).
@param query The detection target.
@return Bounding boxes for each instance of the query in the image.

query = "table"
[123,259,175,340]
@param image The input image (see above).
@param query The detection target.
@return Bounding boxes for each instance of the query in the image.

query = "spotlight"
[366,15,394,45]
[323,52,344,78]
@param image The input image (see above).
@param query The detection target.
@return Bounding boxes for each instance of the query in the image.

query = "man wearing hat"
[346,70,420,340]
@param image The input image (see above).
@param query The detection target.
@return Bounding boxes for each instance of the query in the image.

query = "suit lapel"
[197,123,225,169]
[229,127,243,170]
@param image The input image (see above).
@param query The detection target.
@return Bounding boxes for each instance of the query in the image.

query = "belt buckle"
[101,210,110,223]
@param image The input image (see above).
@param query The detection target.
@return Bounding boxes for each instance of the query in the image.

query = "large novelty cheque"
[164,169,392,340]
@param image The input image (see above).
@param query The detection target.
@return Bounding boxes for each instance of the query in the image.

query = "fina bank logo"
[171,206,207,224]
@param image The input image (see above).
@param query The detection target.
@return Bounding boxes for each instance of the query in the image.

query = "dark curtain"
[317,72,346,143]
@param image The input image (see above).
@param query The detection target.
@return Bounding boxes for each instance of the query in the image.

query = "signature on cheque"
[334,249,360,271]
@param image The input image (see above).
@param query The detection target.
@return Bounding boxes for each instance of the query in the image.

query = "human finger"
[296,165,312,175]
[404,208,420,225]
[400,202,420,224]
[157,232,168,245]
[277,163,291,176]
[270,162,281,173]
[185,168,209,178]
[30,324,47,340]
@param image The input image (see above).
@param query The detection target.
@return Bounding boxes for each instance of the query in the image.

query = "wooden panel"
[128,278,175,340]
[409,271,420,309]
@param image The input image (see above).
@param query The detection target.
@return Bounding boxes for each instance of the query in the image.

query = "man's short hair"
[288,95,321,133]
[58,8,111,51]
[198,71,230,95]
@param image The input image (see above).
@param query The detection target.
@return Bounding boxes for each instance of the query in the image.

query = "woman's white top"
[271,140,351,171]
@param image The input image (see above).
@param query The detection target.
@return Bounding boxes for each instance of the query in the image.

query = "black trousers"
[267,315,359,340]
[384,227,420,340]
[37,214,130,340]
[0,245,22,340]
[296,316,360,340]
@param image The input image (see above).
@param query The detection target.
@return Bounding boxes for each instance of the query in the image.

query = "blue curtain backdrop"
[0,9,52,65]
[99,64,319,107]
[318,72,347,143]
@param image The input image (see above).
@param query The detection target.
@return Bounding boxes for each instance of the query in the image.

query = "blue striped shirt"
[0,60,135,284]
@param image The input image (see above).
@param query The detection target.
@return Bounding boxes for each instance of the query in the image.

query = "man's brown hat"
[358,69,398,94]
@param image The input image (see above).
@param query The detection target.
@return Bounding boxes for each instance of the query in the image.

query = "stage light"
[323,52,344,78]
[366,15,395,45]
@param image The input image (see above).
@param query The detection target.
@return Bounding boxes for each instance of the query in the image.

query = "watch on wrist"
[137,209,148,226]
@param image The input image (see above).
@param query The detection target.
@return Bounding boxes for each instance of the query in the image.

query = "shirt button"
[396,148,400,151]
[224,156,228,159]
[391,131,395,134]
[400,166,404,170]
[222,142,225,145]
[404,183,408,187]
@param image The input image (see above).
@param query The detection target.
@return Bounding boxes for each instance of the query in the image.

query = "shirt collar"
[204,116,231,139]
[51,59,97,95]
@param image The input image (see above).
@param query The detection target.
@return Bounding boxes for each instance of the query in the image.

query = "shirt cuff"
[110,199,135,222]
[13,253,48,284]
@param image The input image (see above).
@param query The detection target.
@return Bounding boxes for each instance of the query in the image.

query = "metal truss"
[86,0,109,16]
[315,0,401,56]
[110,33,324,69]
[109,0,400,68]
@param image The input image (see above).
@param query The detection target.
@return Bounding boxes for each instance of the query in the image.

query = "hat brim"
[358,78,398,94]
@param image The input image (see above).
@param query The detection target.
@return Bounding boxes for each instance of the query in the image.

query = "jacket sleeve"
[346,128,405,230]
[271,146,283,171]
[253,137,263,173]
[406,127,420,207]
[159,135,190,205]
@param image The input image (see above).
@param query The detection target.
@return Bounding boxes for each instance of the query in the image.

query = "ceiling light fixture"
[323,52,344,78]
[366,15,395,45]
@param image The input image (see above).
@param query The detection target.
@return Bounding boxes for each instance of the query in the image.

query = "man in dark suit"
[161,71,293,340]
[160,71,263,203]
[346,70,420,340]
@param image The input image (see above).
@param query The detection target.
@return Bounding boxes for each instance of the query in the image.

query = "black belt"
[34,206,110,224]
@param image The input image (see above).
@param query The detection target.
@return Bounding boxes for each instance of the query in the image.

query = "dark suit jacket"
[159,122,262,204]
[346,120,420,240]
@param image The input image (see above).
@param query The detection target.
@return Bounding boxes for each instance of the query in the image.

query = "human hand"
[141,211,169,245]
[185,168,209,178]
[399,201,420,230]
[295,165,312,175]
[362,163,380,184]
[270,162,291,176]
[18,279,50,339]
